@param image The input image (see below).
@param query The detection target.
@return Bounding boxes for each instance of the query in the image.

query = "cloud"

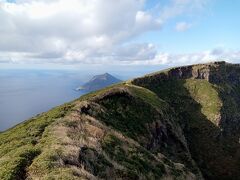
[0,0,164,64]
[143,48,240,66]
[175,22,192,32]
[0,0,212,65]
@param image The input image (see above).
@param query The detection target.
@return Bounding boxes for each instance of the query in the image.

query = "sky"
[0,0,239,70]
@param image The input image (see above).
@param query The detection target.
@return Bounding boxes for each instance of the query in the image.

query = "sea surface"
[0,66,164,132]
[0,70,85,131]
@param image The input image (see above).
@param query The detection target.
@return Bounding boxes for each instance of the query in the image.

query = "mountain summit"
[76,73,121,92]
[1,61,240,179]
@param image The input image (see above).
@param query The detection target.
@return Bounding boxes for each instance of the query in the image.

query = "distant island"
[3,62,240,179]
[76,73,121,92]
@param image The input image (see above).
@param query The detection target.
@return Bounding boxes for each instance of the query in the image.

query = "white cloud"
[0,0,214,66]
[0,0,164,64]
[175,22,192,32]
[144,48,240,66]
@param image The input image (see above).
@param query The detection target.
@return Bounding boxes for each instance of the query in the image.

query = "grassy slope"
[132,75,240,179]
[2,63,240,179]
[0,104,74,179]
[0,84,195,179]
[184,79,222,124]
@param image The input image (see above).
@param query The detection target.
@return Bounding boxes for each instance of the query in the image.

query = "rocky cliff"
[132,61,240,179]
[0,61,240,180]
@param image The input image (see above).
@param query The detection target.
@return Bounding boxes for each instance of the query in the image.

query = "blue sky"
[139,0,240,53]
[0,0,239,70]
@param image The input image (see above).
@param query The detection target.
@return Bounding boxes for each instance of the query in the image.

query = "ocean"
[0,70,85,131]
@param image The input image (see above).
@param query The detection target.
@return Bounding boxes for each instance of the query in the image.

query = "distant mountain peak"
[3,62,240,179]
[90,73,112,81]
[76,73,121,92]
[103,72,110,76]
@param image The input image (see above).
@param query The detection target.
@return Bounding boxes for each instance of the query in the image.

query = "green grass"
[0,103,74,180]
[184,79,222,124]
[79,146,113,178]
[101,134,166,179]
[1,76,217,179]
[2,62,239,179]
[132,75,240,179]
[0,145,40,180]
[95,87,160,140]
[76,82,125,101]
[127,84,167,110]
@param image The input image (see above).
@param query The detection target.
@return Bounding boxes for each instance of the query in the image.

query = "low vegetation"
[1,62,240,179]
[0,103,74,179]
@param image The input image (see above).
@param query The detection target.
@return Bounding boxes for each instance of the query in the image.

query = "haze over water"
[0,70,85,131]
[0,67,160,132]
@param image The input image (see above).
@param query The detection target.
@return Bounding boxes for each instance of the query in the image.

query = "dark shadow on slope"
[207,64,240,180]
[79,88,201,176]
[132,72,240,180]
[208,63,240,135]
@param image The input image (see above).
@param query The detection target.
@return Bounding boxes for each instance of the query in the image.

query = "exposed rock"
[2,61,240,180]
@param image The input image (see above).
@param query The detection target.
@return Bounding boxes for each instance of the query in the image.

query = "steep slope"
[132,61,240,179]
[1,61,240,180]
[76,73,121,92]
[0,84,198,179]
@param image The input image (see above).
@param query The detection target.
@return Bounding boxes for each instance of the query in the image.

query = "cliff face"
[132,61,240,132]
[133,61,240,84]
[132,61,240,179]
[1,61,240,180]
